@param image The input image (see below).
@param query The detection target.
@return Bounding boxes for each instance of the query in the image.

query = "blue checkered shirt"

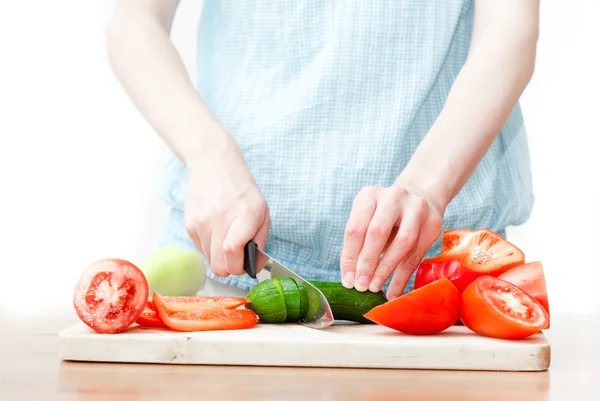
[155,0,534,293]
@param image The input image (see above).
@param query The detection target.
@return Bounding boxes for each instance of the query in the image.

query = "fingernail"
[354,275,370,292]
[368,277,383,293]
[343,272,355,288]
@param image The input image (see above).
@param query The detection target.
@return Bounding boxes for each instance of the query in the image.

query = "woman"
[106,0,539,300]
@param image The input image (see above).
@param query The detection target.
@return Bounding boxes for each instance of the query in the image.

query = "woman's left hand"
[340,183,443,300]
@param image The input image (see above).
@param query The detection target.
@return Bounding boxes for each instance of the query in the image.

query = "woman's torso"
[156,0,534,292]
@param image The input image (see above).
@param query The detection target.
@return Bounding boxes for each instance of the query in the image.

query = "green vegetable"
[139,245,206,296]
[278,278,301,322]
[246,279,388,324]
[246,278,287,323]
[308,280,388,324]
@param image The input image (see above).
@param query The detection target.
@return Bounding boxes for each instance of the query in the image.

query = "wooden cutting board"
[58,322,550,371]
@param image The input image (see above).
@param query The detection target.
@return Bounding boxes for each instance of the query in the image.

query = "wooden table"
[1,311,596,401]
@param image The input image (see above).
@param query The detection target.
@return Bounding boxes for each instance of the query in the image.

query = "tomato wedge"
[152,292,258,332]
[158,296,250,313]
[363,278,460,335]
[73,258,149,334]
[499,261,550,314]
[441,229,525,275]
[460,276,550,340]
[414,257,481,293]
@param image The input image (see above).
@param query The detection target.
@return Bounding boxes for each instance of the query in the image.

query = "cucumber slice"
[302,283,322,321]
[246,279,287,323]
[298,281,309,319]
[279,278,301,322]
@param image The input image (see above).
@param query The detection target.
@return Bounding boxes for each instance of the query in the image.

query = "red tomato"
[499,261,550,314]
[441,229,525,275]
[363,278,460,335]
[414,257,481,293]
[73,258,149,334]
[135,305,166,328]
[152,293,258,332]
[158,296,250,313]
[460,276,550,340]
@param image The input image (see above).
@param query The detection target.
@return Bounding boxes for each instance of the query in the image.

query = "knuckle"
[358,256,379,270]
[367,219,393,238]
[397,232,418,247]
[339,253,358,269]
[345,222,368,238]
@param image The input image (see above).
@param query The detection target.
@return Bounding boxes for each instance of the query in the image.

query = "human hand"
[340,184,443,299]
[184,145,270,278]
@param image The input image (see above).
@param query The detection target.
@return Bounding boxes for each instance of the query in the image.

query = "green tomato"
[139,245,206,296]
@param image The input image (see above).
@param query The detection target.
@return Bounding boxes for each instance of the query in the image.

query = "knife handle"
[243,240,258,279]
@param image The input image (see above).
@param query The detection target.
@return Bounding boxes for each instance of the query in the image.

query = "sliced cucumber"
[279,278,301,322]
[246,279,287,323]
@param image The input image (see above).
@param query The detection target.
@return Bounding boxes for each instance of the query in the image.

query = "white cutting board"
[58,322,550,371]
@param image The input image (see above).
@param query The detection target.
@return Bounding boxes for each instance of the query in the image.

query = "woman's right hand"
[183,143,270,278]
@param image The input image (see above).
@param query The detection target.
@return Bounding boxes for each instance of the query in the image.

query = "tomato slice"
[498,261,550,314]
[152,293,258,332]
[363,278,460,335]
[158,296,250,313]
[135,304,166,328]
[442,229,472,252]
[414,257,481,293]
[460,276,550,340]
[441,229,525,275]
[73,258,149,334]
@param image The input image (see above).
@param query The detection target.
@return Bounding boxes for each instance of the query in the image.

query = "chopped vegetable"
[135,301,166,328]
[413,229,525,293]
[246,279,387,324]
[139,245,206,296]
[152,292,258,332]
[459,276,550,340]
[498,261,550,315]
[73,258,149,334]
[363,278,460,335]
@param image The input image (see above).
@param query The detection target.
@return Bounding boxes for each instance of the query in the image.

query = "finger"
[340,187,379,288]
[184,212,206,258]
[209,218,229,278]
[353,194,403,292]
[223,214,263,276]
[386,213,442,299]
[368,207,422,293]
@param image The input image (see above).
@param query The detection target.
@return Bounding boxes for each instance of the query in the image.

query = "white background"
[0,0,598,315]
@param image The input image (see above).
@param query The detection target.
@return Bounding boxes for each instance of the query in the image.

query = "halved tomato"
[73,258,149,334]
[441,229,525,275]
[460,276,550,340]
[498,261,550,314]
[158,296,250,313]
[363,278,460,335]
[152,292,258,332]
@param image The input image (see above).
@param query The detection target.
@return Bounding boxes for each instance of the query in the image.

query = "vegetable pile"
[72,247,258,334]
[72,229,550,340]
[362,229,551,339]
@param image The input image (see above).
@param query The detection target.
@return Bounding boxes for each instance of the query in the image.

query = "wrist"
[182,125,243,172]
[394,167,449,219]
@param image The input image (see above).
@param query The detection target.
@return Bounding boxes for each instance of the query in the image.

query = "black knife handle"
[243,240,258,279]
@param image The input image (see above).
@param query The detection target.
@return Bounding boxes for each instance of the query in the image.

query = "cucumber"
[246,279,388,324]
[279,278,301,322]
[308,281,388,324]
[246,279,287,323]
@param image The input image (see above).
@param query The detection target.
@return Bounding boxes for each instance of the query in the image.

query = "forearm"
[106,2,235,166]
[397,15,538,215]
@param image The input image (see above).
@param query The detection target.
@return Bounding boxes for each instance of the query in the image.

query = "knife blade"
[243,241,334,329]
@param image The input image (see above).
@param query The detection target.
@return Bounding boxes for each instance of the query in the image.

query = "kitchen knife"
[243,241,334,329]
